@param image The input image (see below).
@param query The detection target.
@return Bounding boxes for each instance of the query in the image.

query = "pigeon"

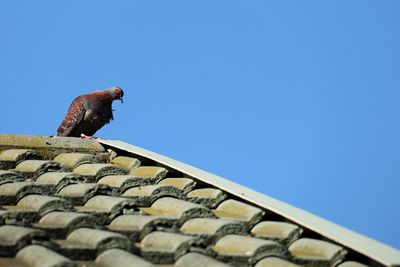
[57,86,124,138]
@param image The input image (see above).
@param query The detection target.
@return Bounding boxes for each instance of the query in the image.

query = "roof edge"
[100,139,400,267]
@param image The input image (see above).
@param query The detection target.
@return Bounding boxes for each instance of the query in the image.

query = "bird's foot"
[80,134,102,140]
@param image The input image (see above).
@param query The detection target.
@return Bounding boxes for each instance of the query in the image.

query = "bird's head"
[105,86,124,103]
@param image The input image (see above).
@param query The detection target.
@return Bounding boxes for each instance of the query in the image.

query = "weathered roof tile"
[251,221,303,245]
[56,228,131,260]
[111,156,141,171]
[337,261,370,267]
[130,166,167,181]
[36,172,86,190]
[0,170,25,184]
[16,245,76,267]
[0,225,47,257]
[211,234,285,267]
[75,195,137,223]
[14,160,60,180]
[0,149,41,170]
[73,164,126,180]
[140,197,214,224]
[6,194,73,217]
[0,182,53,205]
[53,153,97,171]
[158,178,196,194]
[288,238,347,267]
[213,199,264,227]
[180,218,247,244]
[95,248,153,267]
[121,185,184,206]
[56,183,112,206]
[175,252,230,267]
[187,188,227,208]
[33,211,101,239]
[140,231,196,264]
[108,214,176,241]
[254,257,301,267]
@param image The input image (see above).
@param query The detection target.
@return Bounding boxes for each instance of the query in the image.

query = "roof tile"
[254,257,301,267]
[111,156,141,171]
[95,248,153,267]
[175,252,230,267]
[33,211,100,239]
[158,178,196,194]
[97,175,153,193]
[140,231,196,264]
[213,199,264,227]
[53,153,97,171]
[0,182,53,205]
[56,183,112,206]
[337,261,370,267]
[180,218,247,244]
[288,238,347,266]
[108,214,176,241]
[16,245,76,267]
[140,197,214,224]
[130,166,167,181]
[73,164,126,180]
[56,228,131,260]
[0,149,40,170]
[75,195,137,223]
[187,188,227,208]
[211,234,285,267]
[14,160,60,180]
[0,225,47,257]
[0,170,25,184]
[8,194,73,216]
[121,185,184,206]
[251,221,303,245]
[36,172,86,188]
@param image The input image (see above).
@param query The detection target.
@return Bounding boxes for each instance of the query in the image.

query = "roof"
[0,134,399,267]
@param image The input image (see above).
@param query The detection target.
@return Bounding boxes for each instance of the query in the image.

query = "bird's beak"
[120,97,124,104]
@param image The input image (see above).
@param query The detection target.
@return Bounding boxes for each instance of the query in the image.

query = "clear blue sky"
[1,1,399,248]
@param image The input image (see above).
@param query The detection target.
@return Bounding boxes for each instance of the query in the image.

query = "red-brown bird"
[57,86,124,137]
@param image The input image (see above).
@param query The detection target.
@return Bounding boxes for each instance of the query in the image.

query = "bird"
[56,86,124,138]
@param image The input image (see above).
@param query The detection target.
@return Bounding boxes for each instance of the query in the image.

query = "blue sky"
[1,1,399,248]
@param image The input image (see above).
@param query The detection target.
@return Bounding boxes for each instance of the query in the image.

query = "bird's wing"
[57,96,87,136]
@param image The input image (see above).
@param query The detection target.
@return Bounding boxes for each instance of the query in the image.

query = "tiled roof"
[0,134,399,267]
